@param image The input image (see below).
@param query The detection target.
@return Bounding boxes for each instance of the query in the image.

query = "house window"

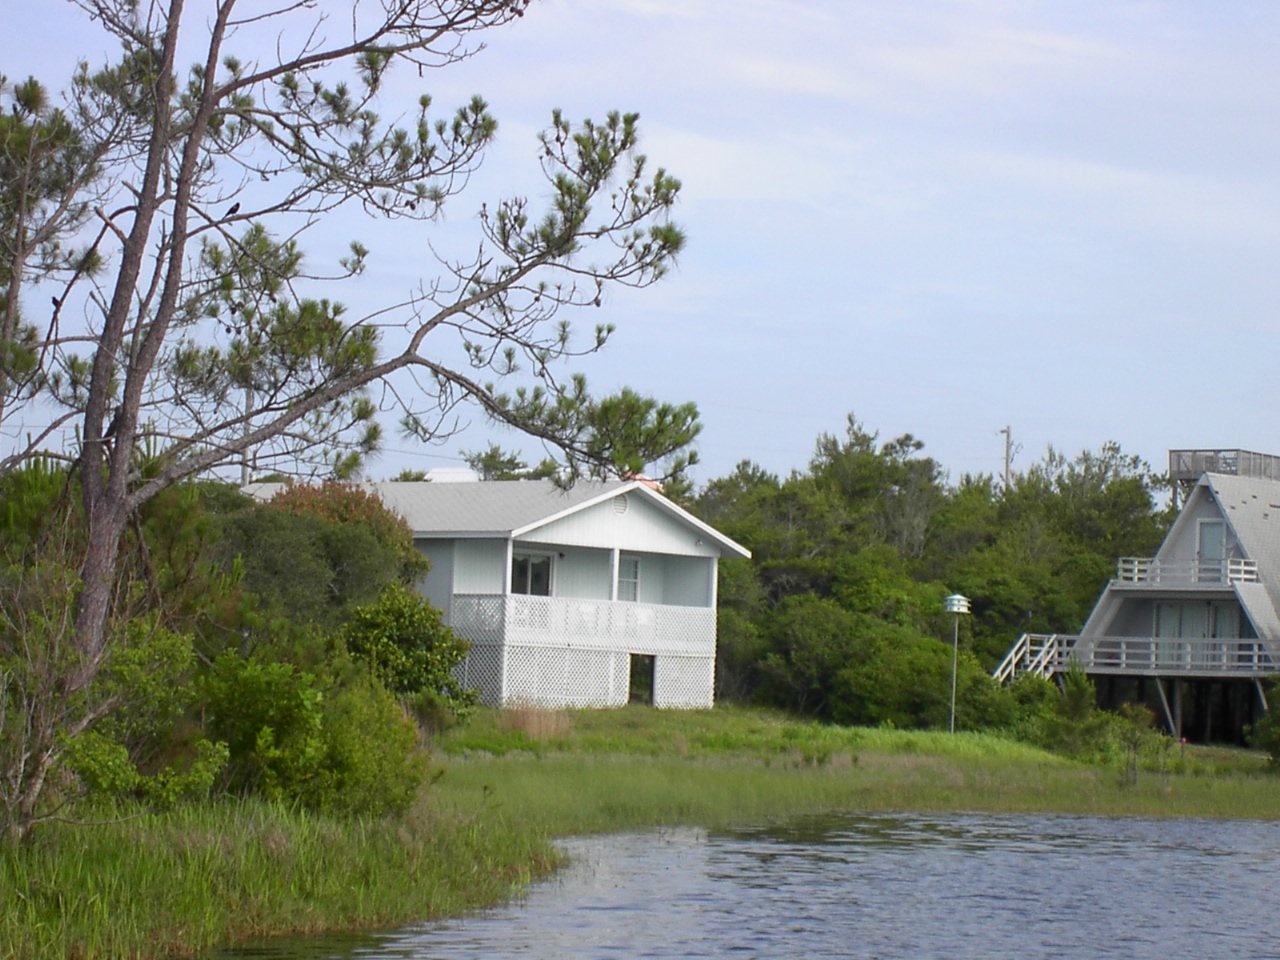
[618,554,640,602]
[1154,601,1241,640]
[512,553,552,596]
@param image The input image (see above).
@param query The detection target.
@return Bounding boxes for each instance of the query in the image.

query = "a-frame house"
[995,449,1280,740]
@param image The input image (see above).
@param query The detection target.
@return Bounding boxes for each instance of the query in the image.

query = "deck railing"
[1115,557,1258,584]
[1077,636,1275,675]
[993,633,1066,682]
[1169,449,1280,484]
[994,632,1276,681]
[449,593,716,654]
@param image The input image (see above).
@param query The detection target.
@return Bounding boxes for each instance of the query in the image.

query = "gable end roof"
[248,479,750,559]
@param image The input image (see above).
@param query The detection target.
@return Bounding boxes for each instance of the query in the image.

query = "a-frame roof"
[1200,473,1280,628]
[1081,471,1280,641]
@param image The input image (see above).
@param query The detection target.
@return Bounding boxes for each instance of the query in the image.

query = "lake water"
[221,813,1280,959]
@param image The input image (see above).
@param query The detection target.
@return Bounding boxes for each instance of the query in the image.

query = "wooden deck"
[995,632,1277,682]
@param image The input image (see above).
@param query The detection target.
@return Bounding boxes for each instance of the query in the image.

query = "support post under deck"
[1173,679,1183,740]
[1154,678,1177,737]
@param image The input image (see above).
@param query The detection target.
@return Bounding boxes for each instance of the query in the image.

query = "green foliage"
[697,418,1173,735]
[461,443,554,481]
[266,481,427,584]
[137,740,230,809]
[63,731,228,809]
[939,443,1169,666]
[93,620,197,765]
[62,732,139,796]
[1038,668,1111,757]
[1250,683,1280,767]
[200,653,327,802]
[0,458,73,559]
[489,384,702,494]
[207,481,425,640]
[714,607,767,702]
[311,676,427,816]
[342,582,474,712]
[1004,670,1175,772]
[0,75,96,406]
[757,594,867,717]
[0,0,694,842]
[198,651,427,815]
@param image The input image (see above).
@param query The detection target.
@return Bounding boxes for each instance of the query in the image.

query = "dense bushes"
[0,469,465,835]
[201,651,427,815]
[699,419,1171,736]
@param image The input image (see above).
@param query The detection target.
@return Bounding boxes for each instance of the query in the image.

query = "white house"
[363,478,751,710]
[995,449,1280,740]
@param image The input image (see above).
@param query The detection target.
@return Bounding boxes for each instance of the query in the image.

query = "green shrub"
[310,677,427,815]
[198,651,428,815]
[138,739,230,808]
[342,583,475,712]
[62,731,140,796]
[200,652,327,800]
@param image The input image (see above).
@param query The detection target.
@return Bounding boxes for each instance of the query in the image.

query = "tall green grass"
[0,798,557,960]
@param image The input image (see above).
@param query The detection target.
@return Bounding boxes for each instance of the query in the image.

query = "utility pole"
[999,425,1021,492]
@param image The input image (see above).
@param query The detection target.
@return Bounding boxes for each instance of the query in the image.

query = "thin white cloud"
[958,148,1280,244]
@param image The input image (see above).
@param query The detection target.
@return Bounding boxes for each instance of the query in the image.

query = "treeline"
[0,465,471,840]
[695,415,1172,730]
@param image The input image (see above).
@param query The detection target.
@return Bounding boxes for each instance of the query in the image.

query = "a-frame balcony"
[1113,557,1258,586]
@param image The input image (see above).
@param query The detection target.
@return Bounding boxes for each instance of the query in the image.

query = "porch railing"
[994,632,1277,681]
[449,593,716,654]
[1115,557,1258,584]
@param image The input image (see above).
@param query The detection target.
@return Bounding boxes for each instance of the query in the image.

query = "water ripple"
[217,814,1280,960]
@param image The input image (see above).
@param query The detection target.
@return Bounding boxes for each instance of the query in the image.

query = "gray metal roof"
[1204,472,1280,635]
[372,479,629,536]
[245,479,750,558]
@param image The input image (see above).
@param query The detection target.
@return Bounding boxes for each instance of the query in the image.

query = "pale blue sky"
[9,1,1280,486]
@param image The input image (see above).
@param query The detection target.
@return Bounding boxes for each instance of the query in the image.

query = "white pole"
[949,613,959,734]
[944,593,969,734]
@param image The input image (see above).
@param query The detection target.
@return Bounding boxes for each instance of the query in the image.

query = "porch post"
[610,548,620,602]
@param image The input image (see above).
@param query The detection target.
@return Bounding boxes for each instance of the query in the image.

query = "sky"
[8,1,1280,488]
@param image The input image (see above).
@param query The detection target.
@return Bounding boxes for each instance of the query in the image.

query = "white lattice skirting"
[454,643,715,709]
[450,593,717,709]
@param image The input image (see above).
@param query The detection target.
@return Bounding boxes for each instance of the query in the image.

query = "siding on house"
[526,492,723,558]
[661,554,713,607]
[453,539,506,594]
[415,540,454,614]
[541,546,612,601]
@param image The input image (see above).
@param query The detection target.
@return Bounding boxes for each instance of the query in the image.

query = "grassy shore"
[3,706,1278,959]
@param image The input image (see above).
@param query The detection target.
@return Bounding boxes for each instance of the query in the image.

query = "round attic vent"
[612,494,629,515]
